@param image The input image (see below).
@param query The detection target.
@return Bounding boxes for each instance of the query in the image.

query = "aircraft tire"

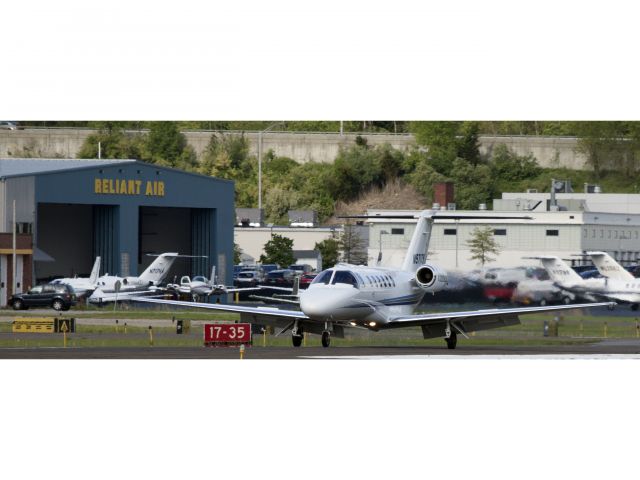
[562,296,571,305]
[632,304,639,311]
[321,331,331,348]
[445,331,457,349]
[539,299,547,306]
[292,334,303,347]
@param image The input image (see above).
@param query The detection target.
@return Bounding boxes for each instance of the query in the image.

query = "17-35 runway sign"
[204,323,251,347]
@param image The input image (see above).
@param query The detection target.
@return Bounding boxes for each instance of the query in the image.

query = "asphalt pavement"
[2,340,640,359]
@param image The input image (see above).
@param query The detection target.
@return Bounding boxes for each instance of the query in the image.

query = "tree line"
[75,121,640,226]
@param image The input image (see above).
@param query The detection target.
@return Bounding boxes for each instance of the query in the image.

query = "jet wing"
[131,296,308,320]
[384,302,613,338]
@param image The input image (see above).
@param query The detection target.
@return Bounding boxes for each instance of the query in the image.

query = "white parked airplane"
[532,254,640,309]
[587,251,640,310]
[165,266,262,300]
[89,252,183,303]
[133,210,612,348]
[50,256,101,297]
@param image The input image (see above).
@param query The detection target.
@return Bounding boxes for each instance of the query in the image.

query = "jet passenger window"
[312,270,334,285]
[332,271,359,288]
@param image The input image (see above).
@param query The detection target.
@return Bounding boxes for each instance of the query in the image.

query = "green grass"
[1,310,639,349]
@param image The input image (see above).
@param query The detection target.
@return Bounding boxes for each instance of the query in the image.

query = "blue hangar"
[0,158,234,301]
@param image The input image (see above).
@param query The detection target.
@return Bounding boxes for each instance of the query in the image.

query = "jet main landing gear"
[321,331,331,348]
[291,322,304,347]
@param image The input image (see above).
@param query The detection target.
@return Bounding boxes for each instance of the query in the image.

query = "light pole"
[378,230,389,265]
[257,122,284,211]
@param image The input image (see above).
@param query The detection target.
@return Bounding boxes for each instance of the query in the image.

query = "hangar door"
[37,204,119,281]
[139,207,213,278]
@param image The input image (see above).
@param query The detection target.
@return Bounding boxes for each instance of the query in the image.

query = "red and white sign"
[204,323,251,346]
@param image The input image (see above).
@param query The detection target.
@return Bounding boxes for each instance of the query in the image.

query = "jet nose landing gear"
[321,331,331,348]
[445,331,457,349]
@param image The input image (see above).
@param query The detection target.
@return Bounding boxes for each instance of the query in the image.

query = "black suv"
[9,284,77,311]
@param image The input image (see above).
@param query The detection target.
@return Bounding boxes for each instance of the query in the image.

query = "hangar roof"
[0,158,136,179]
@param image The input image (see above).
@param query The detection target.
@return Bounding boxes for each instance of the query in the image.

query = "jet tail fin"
[89,256,101,284]
[138,253,179,285]
[588,251,635,281]
[527,256,584,285]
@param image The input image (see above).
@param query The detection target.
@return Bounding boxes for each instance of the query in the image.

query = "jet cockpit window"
[312,269,334,285]
[331,271,359,288]
[193,276,207,283]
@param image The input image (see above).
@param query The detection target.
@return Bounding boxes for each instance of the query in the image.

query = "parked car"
[263,269,296,288]
[9,283,77,311]
[299,273,318,289]
[235,270,261,288]
[289,264,313,275]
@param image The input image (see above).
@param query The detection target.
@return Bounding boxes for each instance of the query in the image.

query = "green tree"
[490,144,541,182]
[450,159,494,210]
[315,237,341,269]
[467,227,501,266]
[259,234,295,267]
[573,121,630,180]
[77,123,144,159]
[143,122,197,170]
[233,243,242,265]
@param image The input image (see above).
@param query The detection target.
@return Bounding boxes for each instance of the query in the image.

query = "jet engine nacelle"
[415,263,448,292]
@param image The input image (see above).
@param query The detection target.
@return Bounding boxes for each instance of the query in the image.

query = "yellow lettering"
[158,181,165,196]
[95,179,102,193]
[120,179,127,194]
[135,180,141,195]
[145,181,153,196]
[102,179,109,194]
[109,179,115,194]
[128,180,135,195]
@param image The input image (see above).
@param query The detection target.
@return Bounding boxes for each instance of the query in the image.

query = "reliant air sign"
[94,178,165,196]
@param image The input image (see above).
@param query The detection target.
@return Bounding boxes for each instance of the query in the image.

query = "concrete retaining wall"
[0,129,588,169]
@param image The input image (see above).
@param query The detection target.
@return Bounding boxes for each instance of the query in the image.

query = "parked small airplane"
[532,254,640,309]
[89,252,184,303]
[133,210,612,348]
[164,266,262,300]
[50,256,101,297]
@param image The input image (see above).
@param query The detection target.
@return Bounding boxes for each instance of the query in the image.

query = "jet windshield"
[311,269,334,285]
[331,271,359,288]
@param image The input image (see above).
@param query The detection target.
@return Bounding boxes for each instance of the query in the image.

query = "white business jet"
[133,211,612,348]
[50,256,101,297]
[587,251,640,310]
[89,252,182,303]
[532,254,640,309]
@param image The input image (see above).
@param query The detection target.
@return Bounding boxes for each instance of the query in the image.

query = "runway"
[2,339,640,359]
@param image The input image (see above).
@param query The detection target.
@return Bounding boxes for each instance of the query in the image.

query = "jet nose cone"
[300,285,357,319]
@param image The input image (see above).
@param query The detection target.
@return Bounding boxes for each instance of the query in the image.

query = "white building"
[367,208,640,271]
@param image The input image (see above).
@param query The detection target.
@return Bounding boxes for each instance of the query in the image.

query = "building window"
[583,229,587,238]
[592,229,595,238]
[493,229,506,236]
[444,229,457,235]
[391,228,404,235]
[601,229,604,238]
[546,229,559,237]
